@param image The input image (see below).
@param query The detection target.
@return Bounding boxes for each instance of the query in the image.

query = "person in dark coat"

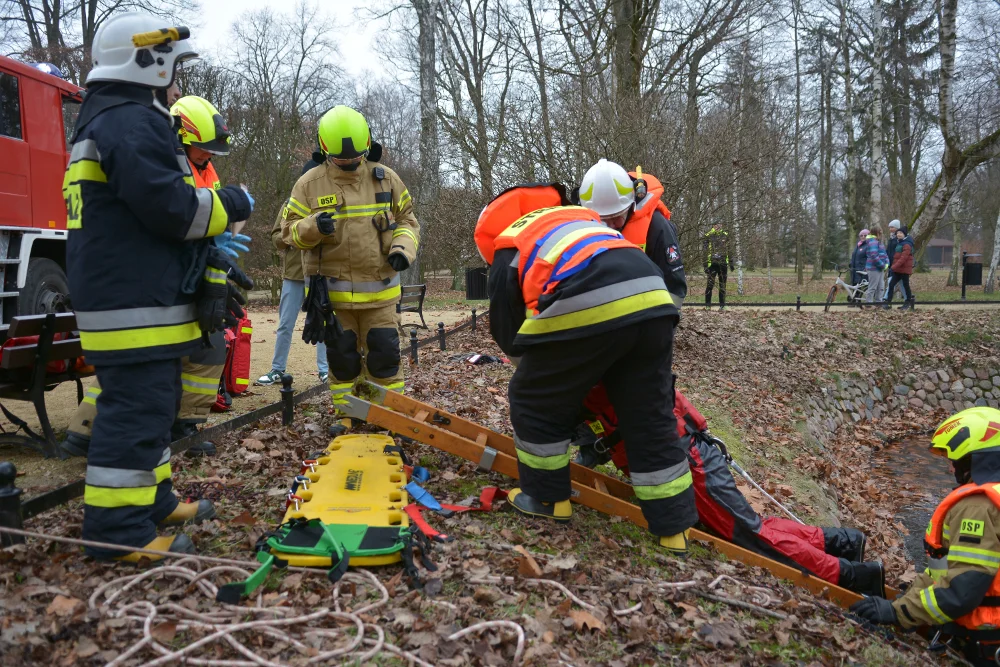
[885,226,915,310]
[849,229,870,301]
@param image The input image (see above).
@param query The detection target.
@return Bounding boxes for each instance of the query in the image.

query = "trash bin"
[465,267,488,300]
[965,262,983,286]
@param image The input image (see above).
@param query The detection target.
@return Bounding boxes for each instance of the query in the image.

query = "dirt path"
[0,305,473,492]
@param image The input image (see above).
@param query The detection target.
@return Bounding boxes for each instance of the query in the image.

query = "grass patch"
[947,329,995,346]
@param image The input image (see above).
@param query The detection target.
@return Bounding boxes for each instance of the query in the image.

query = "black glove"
[849,596,897,625]
[324,311,345,346]
[704,264,711,274]
[224,282,247,328]
[316,212,336,236]
[302,275,331,345]
[388,253,410,272]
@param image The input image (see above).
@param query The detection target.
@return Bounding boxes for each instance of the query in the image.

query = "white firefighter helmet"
[579,159,635,217]
[87,13,197,88]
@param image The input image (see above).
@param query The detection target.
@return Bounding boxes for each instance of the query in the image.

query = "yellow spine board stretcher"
[217,433,416,603]
[341,382,903,611]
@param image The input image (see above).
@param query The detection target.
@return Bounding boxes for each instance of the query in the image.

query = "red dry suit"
[582,385,855,584]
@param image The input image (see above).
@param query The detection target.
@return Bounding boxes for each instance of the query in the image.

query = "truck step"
[0,292,20,298]
[0,259,21,265]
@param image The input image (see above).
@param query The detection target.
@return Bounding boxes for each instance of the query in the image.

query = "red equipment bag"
[223,318,253,395]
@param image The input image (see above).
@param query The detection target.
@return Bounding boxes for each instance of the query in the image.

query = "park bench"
[397,284,428,329]
[0,312,93,458]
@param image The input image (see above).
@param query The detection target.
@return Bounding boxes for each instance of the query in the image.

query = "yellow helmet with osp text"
[171,96,231,155]
[317,106,370,160]
[930,407,1000,461]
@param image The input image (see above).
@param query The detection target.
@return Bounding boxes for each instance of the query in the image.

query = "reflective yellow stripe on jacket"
[517,276,670,336]
[326,275,401,305]
[63,140,107,229]
[75,303,201,352]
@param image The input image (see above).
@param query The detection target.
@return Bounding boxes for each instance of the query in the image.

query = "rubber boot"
[573,443,611,469]
[705,295,712,311]
[507,488,571,523]
[60,432,90,458]
[837,559,885,598]
[659,529,691,558]
[109,534,196,563]
[823,527,866,563]
[158,499,216,527]
[719,293,725,312]
[172,422,216,457]
[329,417,357,437]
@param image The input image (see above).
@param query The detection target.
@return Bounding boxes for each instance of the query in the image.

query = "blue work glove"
[213,231,252,258]
[244,189,255,212]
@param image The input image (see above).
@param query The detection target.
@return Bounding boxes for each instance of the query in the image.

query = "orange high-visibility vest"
[622,171,671,252]
[474,183,569,265]
[190,159,221,190]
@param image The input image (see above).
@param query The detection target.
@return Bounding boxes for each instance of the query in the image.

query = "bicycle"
[824,264,869,312]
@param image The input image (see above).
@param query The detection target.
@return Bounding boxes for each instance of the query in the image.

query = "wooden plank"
[1,338,83,369]
[594,479,609,494]
[414,410,429,423]
[362,398,870,610]
[8,313,78,338]
[378,389,636,501]
[475,433,488,446]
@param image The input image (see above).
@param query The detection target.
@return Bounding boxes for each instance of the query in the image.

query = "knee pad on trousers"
[327,328,362,381]
[366,328,400,378]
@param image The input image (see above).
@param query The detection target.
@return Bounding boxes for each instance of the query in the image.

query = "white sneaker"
[319,373,329,383]
[257,370,283,385]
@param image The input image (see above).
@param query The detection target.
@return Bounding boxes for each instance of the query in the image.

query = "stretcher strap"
[405,487,508,543]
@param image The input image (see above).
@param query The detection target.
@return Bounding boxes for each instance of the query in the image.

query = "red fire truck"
[0,55,83,335]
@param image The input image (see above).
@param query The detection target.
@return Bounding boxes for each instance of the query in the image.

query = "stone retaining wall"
[805,367,1000,442]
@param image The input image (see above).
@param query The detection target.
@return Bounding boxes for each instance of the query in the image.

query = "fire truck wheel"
[19,258,71,315]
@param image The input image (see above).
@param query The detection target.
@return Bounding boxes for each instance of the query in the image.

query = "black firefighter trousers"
[82,359,182,558]
[508,316,698,537]
[705,262,728,307]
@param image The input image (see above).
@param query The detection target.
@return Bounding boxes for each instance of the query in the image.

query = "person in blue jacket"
[64,13,253,561]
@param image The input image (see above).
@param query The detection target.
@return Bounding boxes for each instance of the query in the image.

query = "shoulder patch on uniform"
[317,194,338,208]
[667,245,679,262]
[961,519,985,537]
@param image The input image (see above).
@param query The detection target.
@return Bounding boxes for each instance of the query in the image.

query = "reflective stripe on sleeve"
[392,228,419,250]
[920,587,953,624]
[186,189,229,240]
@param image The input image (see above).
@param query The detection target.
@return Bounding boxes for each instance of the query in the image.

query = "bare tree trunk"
[793,0,804,285]
[947,206,962,286]
[986,207,1000,294]
[812,50,830,280]
[870,0,885,230]
[840,0,859,257]
[910,0,1000,253]
[526,0,555,177]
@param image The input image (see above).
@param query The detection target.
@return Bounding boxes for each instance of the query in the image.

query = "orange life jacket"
[925,482,1000,631]
[622,171,671,252]
[494,206,636,315]
[190,158,221,190]
[474,183,569,265]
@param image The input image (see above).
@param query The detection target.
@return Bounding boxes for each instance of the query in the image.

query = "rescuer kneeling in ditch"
[852,407,1000,666]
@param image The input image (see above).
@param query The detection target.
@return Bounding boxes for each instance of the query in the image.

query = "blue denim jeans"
[270,279,328,375]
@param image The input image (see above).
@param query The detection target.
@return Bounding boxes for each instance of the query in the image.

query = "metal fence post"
[280,374,296,426]
[0,462,24,547]
[961,251,968,301]
[438,322,446,351]
[796,295,801,311]
[410,329,419,364]
[471,308,477,331]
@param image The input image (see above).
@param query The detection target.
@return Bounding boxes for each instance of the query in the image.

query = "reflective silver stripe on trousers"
[535,220,608,259]
[513,433,571,457]
[533,276,668,319]
[185,189,216,240]
[182,376,217,391]
[630,460,690,487]
[86,465,158,488]
[75,303,197,331]
[69,139,100,164]
[85,387,101,398]
[325,275,401,293]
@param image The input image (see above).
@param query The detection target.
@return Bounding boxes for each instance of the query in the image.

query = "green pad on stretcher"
[217,434,412,603]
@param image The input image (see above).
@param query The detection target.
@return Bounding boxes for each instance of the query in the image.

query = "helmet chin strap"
[954,456,972,485]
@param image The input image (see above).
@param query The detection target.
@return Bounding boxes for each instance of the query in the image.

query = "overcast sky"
[190,0,387,78]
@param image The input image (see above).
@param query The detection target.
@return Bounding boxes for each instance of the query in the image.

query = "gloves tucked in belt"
[302,275,346,346]
[198,248,255,334]
[849,596,897,625]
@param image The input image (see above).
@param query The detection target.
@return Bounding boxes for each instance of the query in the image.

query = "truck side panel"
[21,76,69,231]
[0,69,31,228]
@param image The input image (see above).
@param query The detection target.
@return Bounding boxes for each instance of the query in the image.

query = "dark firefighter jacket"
[64,83,251,365]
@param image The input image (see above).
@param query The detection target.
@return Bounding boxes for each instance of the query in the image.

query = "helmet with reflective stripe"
[579,159,636,217]
[87,13,198,88]
[931,407,1000,461]
[171,95,231,155]
[317,106,371,159]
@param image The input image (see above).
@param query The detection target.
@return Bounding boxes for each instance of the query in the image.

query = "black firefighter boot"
[837,559,886,598]
[172,421,217,457]
[823,527,866,563]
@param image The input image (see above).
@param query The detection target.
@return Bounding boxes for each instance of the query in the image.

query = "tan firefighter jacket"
[281,159,419,309]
